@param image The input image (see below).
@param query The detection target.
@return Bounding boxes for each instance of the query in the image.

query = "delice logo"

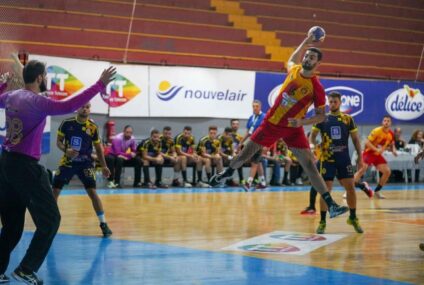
[46,66,84,100]
[156,81,248,102]
[156,81,183,101]
[239,243,300,253]
[385,85,424,120]
[101,74,141,107]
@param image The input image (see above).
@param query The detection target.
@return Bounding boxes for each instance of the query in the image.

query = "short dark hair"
[230,119,239,124]
[23,60,46,84]
[163,126,171,131]
[209,125,218,131]
[184,126,192,131]
[328,91,341,100]
[151,129,160,136]
[224,127,233,133]
[123,125,133,131]
[383,115,392,120]
[307,47,323,61]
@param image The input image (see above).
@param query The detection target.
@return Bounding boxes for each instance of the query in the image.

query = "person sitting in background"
[175,126,201,187]
[394,127,406,150]
[230,119,245,184]
[266,139,292,186]
[160,126,182,187]
[196,126,221,187]
[219,127,238,186]
[408,129,424,182]
[139,129,167,189]
[105,125,142,188]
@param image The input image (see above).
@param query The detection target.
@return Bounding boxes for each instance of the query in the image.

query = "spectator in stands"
[175,126,203,187]
[197,126,222,187]
[219,127,237,186]
[409,129,424,149]
[408,129,424,182]
[394,127,406,150]
[240,100,266,191]
[160,126,182,187]
[268,139,292,186]
[230,119,244,184]
[105,125,142,188]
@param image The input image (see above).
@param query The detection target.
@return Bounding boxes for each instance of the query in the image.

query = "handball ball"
[308,26,325,42]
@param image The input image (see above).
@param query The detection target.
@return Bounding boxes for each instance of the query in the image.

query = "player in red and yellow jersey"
[210,33,348,218]
[354,115,397,199]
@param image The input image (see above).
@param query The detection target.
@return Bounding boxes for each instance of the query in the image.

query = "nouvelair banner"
[254,72,424,124]
[149,66,255,119]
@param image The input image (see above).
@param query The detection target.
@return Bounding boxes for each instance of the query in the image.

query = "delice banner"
[149,66,255,118]
[254,72,424,124]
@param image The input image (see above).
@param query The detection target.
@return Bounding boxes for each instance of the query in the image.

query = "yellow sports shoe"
[316,221,326,234]
[347,217,364,233]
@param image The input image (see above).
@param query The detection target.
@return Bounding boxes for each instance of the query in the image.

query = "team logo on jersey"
[156,81,183,101]
[101,74,141,107]
[330,126,342,139]
[46,66,84,100]
[70,136,82,151]
[385,85,424,120]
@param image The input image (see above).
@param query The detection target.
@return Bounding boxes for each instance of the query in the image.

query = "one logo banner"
[254,72,424,124]
[149,66,255,118]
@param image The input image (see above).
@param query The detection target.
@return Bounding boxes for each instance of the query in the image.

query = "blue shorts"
[316,154,354,181]
[53,161,96,189]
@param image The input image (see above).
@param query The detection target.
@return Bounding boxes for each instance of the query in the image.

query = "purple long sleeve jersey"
[0,81,106,160]
[110,132,137,159]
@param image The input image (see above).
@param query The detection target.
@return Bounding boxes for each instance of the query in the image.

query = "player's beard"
[302,61,315,71]
[39,80,47,92]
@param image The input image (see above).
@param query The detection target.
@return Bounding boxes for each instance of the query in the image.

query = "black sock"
[224,167,235,177]
[197,170,203,182]
[309,187,317,209]
[283,171,288,183]
[155,165,162,184]
[206,172,211,180]
[182,170,187,182]
[237,168,244,181]
[355,182,365,190]
[320,211,327,222]
[321,192,335,207]
[349,208,356,219]
[143,166,150,183]
[375,184,383,192]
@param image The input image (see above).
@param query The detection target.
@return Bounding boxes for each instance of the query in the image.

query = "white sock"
[259,175,266,185]
[97,212,106,223]
[247,177,254,184]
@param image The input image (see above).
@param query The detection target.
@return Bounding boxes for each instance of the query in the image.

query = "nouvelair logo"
[385,85,424,120]
[46,66,84,100]
[101,74,141,107]
[156,81,183,101]
[156,81,248,102]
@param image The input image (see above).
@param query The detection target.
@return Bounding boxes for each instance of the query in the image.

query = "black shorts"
[52,161,96,189]
[317,154,354,181]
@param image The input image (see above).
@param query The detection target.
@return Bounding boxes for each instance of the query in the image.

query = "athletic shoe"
[107,181,117,189]
[375,191,386,199]
[316,221,326,234]
[255,183,267,190]
[361,182,374,198]
[300,207,316,215]
[183,181,192,188]
[155,182,169,189]
[420,243,424,251]
[12,268,43,285]
[295,178,303,185]
[133,182,142,188]
[209,171,230,187]
[196,181,210,188]
[0,274,9,283]
[242,181,252,192]
[347,217,364,233]
[100,222,113,237]
[328,204,349,218]
[142,182,157,189]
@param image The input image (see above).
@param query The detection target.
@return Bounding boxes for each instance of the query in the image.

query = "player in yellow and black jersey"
[138,129,168,189]
[305,92,365,234]
[160,126,182,187]
[197,126,222,186]
[174,126,203,187]
[52,103,112,237]
[230,119,245,183]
